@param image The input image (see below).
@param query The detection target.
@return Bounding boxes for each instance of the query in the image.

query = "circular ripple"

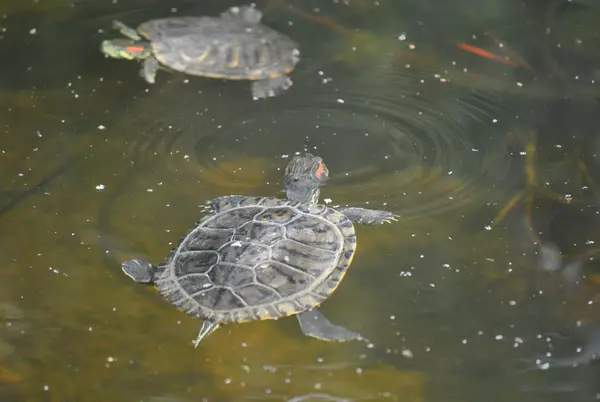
[110,67,513,220]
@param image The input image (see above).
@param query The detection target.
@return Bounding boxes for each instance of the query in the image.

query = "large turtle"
[100,5,300,99]
[122,154,397,347]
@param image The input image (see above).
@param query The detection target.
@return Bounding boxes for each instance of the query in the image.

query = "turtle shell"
[153,196,357,324]
[137,16,299,80]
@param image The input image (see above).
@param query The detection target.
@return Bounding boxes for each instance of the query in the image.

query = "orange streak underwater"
[456,43,520,67]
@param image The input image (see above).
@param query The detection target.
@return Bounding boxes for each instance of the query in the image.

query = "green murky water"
[3,0,600,400]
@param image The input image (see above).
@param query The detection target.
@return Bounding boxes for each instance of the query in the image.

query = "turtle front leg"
[202,195,276,214]
[202,195,254,214]
[337,207,398,225]
[297,309,367,342]
[112,20,142,40]
[140,57,159,84]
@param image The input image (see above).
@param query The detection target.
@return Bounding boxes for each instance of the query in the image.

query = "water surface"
[2,0,600,401]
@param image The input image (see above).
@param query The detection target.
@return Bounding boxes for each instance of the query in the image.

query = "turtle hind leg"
[194,320,220,347]
[337,207,398,225]
[112,20,142,40]
[297,309,367,342]
[140,57,159,84]
[251,76,293,100]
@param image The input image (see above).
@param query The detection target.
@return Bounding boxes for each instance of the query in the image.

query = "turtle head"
[101,38,152,60]
[282,153,329,204]
[122,259,156,284]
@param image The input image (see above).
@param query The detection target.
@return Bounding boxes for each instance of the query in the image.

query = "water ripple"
[98,36,519,223]
[120,88,508,220]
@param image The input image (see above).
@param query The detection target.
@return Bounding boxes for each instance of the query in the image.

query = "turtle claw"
[201,202,215,213]
[383,214,399,224]
[113,20,142,40]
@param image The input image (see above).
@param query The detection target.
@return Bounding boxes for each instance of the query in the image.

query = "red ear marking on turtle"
[126,45,145,53]
[314,162,327,179]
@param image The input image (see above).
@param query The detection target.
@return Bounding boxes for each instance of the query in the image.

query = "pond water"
[3,0,600,400]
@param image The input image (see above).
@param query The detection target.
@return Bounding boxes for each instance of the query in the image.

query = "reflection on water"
[3,0,600,401]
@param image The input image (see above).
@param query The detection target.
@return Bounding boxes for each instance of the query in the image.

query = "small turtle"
[100,5,300,99]
[122,154,397,347]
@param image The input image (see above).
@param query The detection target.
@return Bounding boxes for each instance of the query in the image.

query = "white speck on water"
[336,99,345,104]
[146,189,153,192]
[324,198,332,204]
[231,241,242,247]
[43,385,49,391]
[224,378,232,384]
[263,365,277,373]
[29,28,37,35]
[402,349,413,358]
[492,119,498,123]
[48,267,65,276]
[495,334,504,340]
[95,184,105,191]
[284,255,290,262]
[98,125,106,130]
[398,33,407,41]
